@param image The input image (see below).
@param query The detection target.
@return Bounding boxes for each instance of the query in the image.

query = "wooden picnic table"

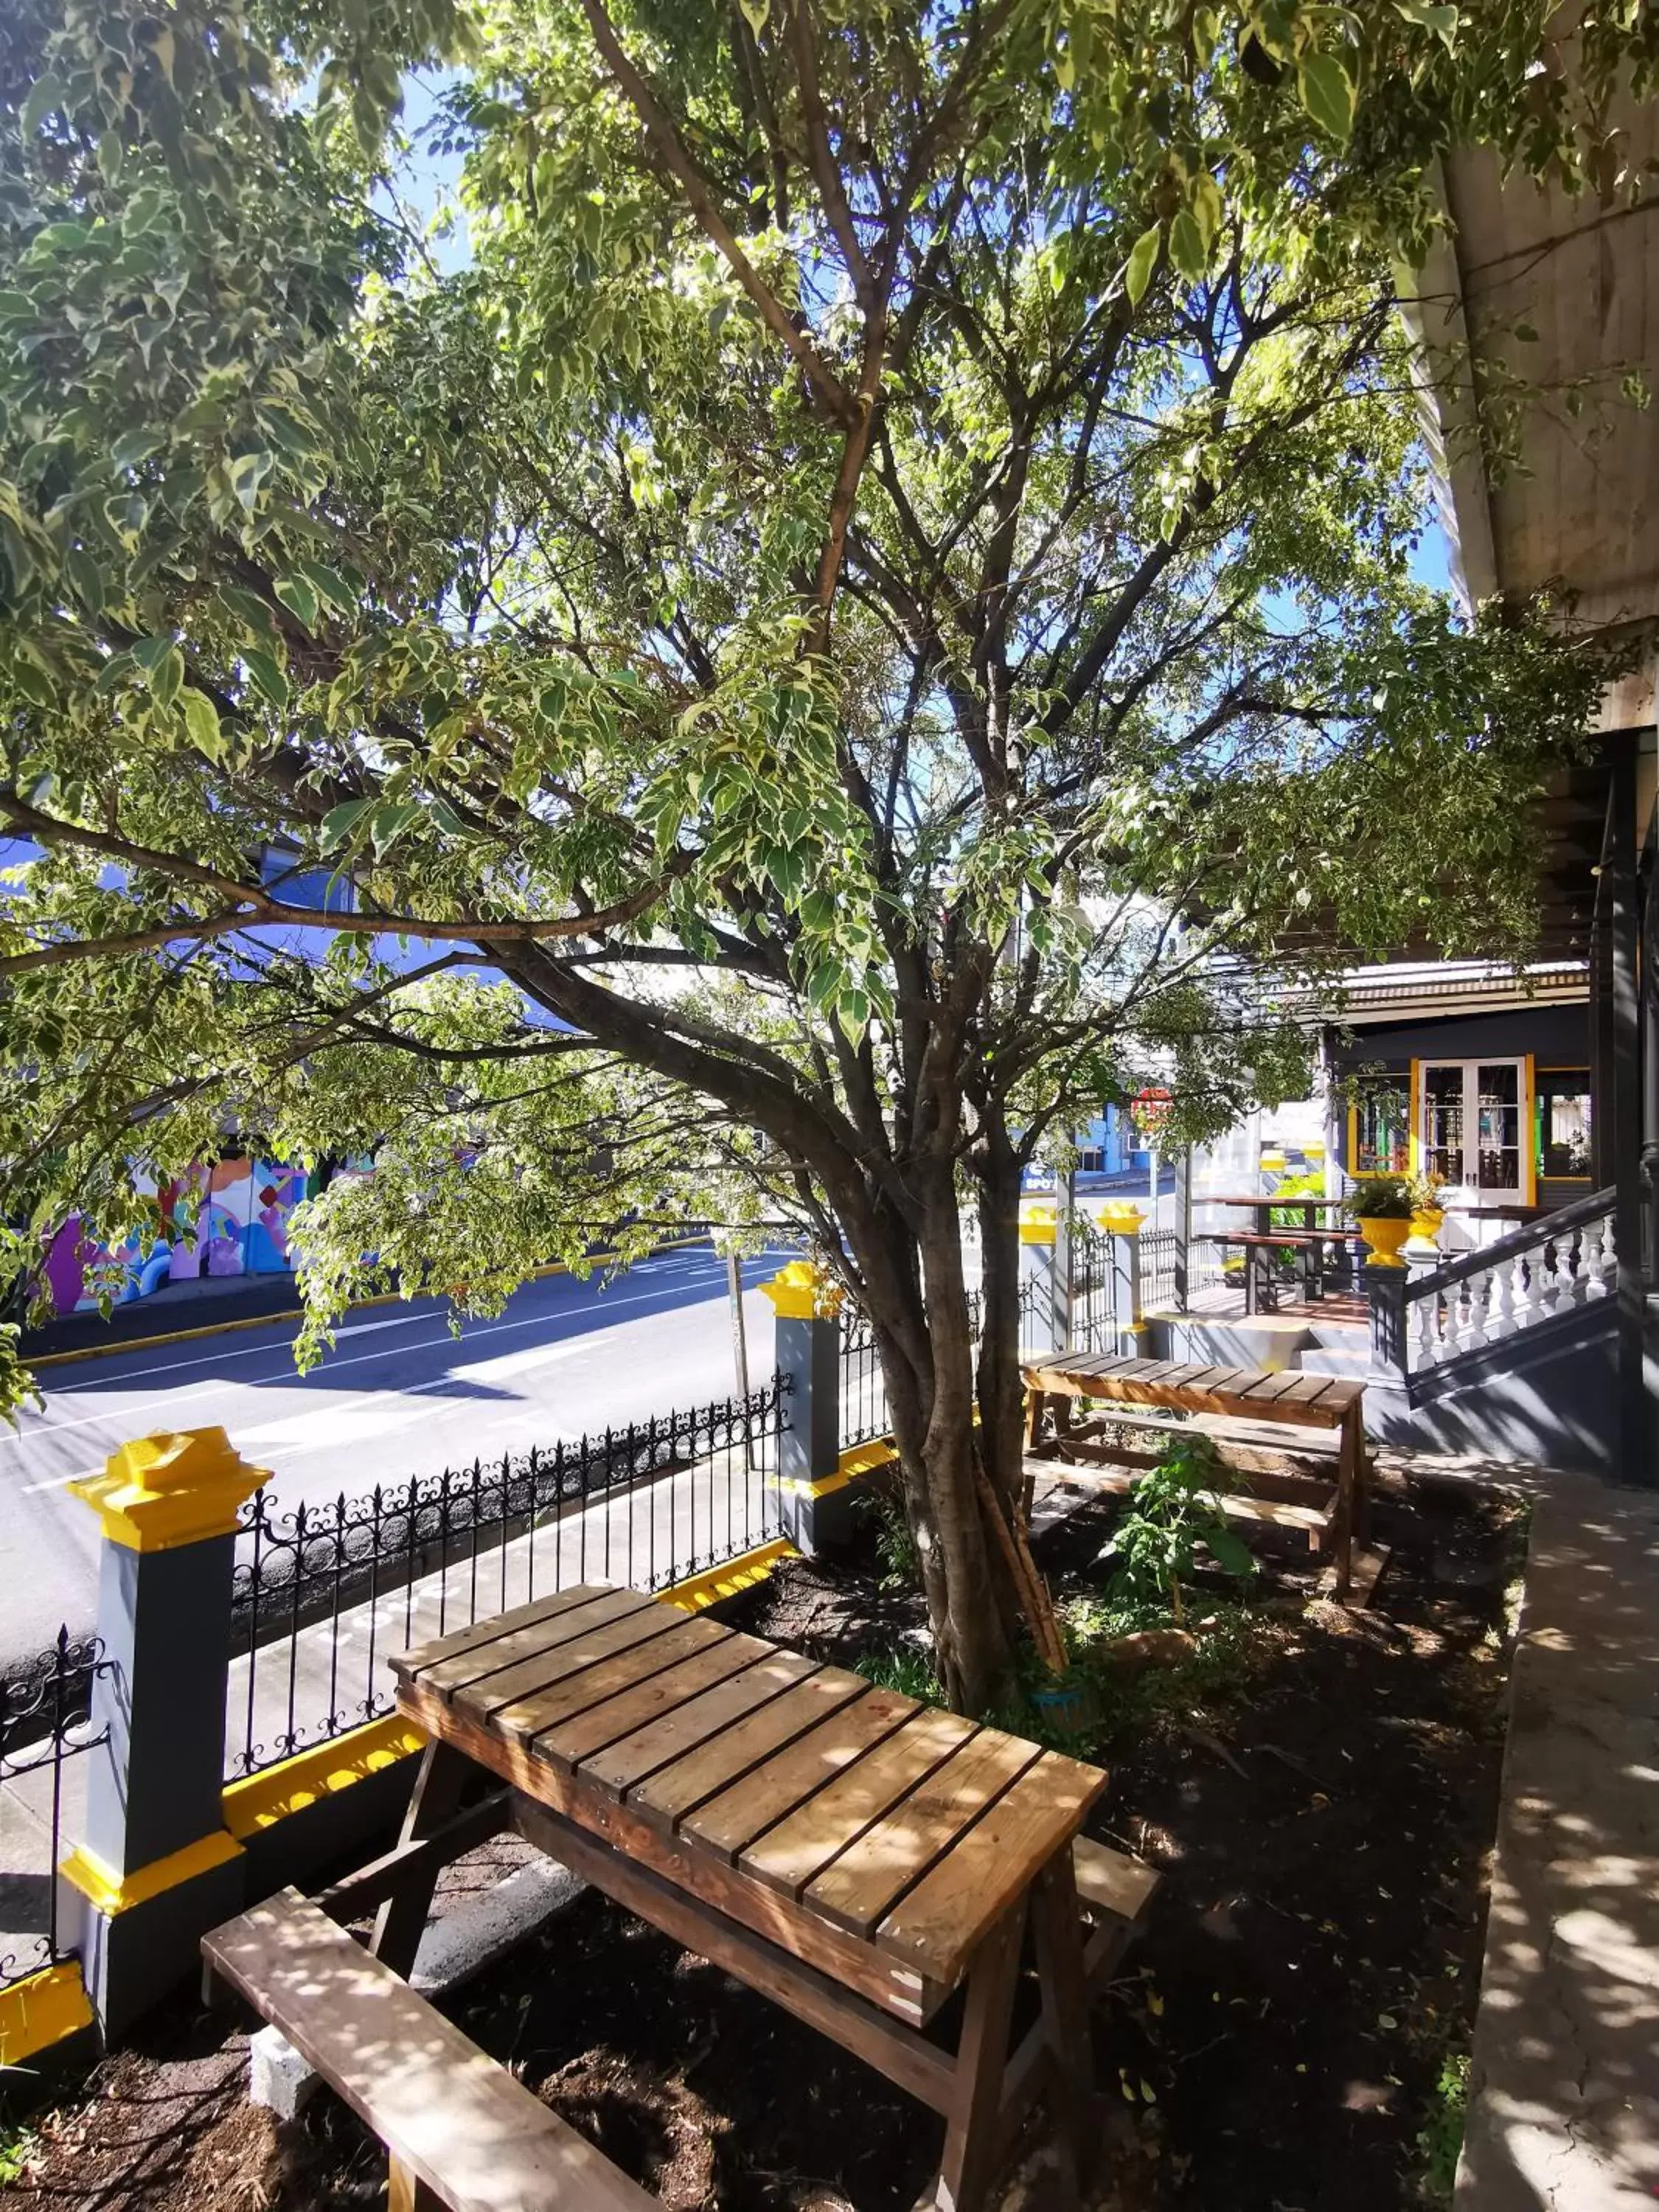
[375,1582,1153,2212]
[1023,1350,1368,1597]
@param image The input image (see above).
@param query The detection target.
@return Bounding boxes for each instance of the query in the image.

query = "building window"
[1537,1071,1592,1178]
[1352,1074,1410,1175]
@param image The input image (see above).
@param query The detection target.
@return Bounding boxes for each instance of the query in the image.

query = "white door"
[1419,1060,1526,1216]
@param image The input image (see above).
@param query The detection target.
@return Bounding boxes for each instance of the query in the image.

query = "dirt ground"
[6,1474,1523,2212]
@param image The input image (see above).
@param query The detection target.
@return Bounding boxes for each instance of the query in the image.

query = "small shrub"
[1416,2050,1471,2205]
[1102,1432,1256,1623]
[852,1645,943,1704]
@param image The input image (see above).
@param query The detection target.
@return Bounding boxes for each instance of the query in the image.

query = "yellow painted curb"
[657,1538,797,1613]
[222,1714,429,1840]
[0,1961,94,2068]
[29,1237,714,1370]
[59,1829,243,1917]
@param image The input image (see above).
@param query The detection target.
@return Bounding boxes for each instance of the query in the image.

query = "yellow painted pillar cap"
[761,1259,846,1320]
[1095,1202,1144,1232]
[1018,1201,1058,1245]
[69,1427,271,1552]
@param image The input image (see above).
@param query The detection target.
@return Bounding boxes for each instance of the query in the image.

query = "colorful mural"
[40,1155,341,1314]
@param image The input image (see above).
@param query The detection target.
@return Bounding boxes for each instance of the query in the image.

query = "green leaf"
[242,647,290,709]
[181,688,224,758]
[21,73,63,138]
[1203,1526,1257,1581]
[320,798,375,851]
[65,545,105,615]
[370,800,424,856]
[1124,224,1161,306]
[1298,51,1356,142]
[274,574,319,631]
[1169,208,1207,283]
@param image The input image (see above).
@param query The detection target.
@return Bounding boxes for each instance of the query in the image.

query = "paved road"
[0,1244,790,1668]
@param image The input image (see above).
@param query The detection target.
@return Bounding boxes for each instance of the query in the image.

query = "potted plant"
[1408,1169,1448,1245]
[1343,1174,1416,1267]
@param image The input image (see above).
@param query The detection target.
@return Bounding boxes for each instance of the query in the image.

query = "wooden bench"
[204,1887,655,2212]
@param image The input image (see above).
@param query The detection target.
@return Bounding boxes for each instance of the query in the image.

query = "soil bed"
[10,1474,1522,2212]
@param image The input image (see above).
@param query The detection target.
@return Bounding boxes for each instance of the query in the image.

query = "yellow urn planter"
[1410,1206,1444,1245]
[1357,1215,1413,1268]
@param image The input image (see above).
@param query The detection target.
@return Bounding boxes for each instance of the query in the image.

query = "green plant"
[852,1646,943,1705]
[1416,2050,1471,2205]
[1344,1174,1416,1221]
[861,1486,920,1593]
[1408,1169,1449,1214]
[1102,1433,1257,1622]
[0,2124,39,2186]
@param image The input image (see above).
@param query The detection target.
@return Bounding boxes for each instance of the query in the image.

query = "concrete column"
[1367,1270,1408,1374]
[1018,1203,1062,1352]
[762,1262,849,1556]
[60,1428,266,2035]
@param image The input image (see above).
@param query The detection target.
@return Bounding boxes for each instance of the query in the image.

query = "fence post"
[59,1427,265,2035]
[1018,1202,1064,1352]
[1107,1220,1152,1357]
[762,1261,847,1557]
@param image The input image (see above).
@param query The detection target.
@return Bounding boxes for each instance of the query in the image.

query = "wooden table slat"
[875,1750,1107,1976]
[628,1668,869,1829]
[392,1583,620,1683]
[582,1649,817,1802]
[684,1686,919,1863]
[474,1615,726,1742]
[451,1601,691,1723]
[804,1727,1046,1938]
[415,1587,649,1700]
[738,1706,978,1899]
[541,1634,771,1775]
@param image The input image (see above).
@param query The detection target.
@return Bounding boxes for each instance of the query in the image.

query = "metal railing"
[229,1382,787,1777]
[1,1628,110,1992]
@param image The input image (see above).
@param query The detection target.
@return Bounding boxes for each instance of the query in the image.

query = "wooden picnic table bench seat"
[203,1887,655,2212]
[1201,1226,1363,1309]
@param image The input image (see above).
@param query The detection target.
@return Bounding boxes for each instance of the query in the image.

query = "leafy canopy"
[0,0,1646,1390]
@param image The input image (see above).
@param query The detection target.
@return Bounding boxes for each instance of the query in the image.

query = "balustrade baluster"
[1413,1293,1439,1369]
[1455,1270,1489,1355]
[1582,1217,1615,1299]
[1488,1254,1517,1340]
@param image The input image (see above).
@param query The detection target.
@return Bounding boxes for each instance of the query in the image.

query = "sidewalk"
[21,1273,313,1361]
[1455,1475,1659,2211]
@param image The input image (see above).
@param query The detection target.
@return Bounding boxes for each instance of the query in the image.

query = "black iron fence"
[0,1628,109,1992]
[229,1382,787,1778]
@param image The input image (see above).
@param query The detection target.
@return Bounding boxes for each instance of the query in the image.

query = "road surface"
[0,1243,790,1669]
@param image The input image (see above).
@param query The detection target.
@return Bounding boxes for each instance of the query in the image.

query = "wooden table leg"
[917,1900,1026,2212]
[1332,1405,1360,1600]
[1031,1851,1099,2197]
[389,2158,442,2211]
[371,1739,474,1977]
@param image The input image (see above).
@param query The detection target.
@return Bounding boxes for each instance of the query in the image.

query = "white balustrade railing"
[1404,1203,1616,1372]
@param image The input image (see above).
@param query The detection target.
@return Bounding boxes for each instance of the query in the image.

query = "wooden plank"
[511,1794,956,2116]
[416,1587,649,1700]
[739,1705,978,1899]
[877,1750,1107,1983]
[804,1727,1043,1938]
[1239,1370,1318,1405]
[1270,1374,1342,1408]
[628,1668,870,1829]
[1070,1837,1160,1927]
[582,1648,816,1802]
[203,1889,655,2212]
[484,1615,730,1744]
[391,1582,619,1684]
[538,1632,769,1774]
[397,1680,945,2023]
[683,1685,920,1863]
[451,1601,692,1724]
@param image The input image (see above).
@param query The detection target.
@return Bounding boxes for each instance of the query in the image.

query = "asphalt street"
[0,1243,790,1668]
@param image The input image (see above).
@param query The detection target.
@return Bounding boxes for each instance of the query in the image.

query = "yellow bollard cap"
[759,1259,846,1320]
[69,1427,271,1553]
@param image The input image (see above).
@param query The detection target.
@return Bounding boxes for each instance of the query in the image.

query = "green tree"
[0,0,1646,1704]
